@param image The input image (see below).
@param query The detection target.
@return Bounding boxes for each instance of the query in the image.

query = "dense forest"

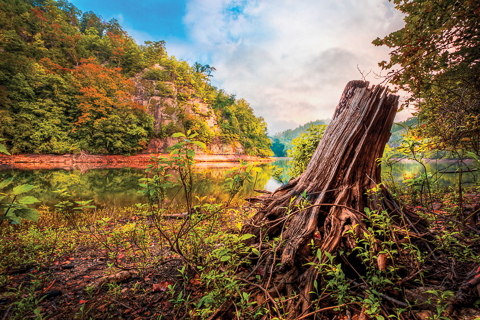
[270,119,330,156]
[0,0,272,157]
[1,0,480,319]
[274,115,468,159]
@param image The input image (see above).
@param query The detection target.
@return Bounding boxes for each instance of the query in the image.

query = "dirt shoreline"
[0,153,274,170]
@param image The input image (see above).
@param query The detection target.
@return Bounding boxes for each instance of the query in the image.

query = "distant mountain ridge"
[388,117,417,148]
[270,119,331,156]
[270,117,417,157]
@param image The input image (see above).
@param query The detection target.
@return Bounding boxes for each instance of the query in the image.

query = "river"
[0,158,478,209]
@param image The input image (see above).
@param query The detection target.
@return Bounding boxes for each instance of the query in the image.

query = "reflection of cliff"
[0,164,276,209]
[0,153,273,167]
[0,168,146,208]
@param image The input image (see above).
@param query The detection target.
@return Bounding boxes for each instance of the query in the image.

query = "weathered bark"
[239,81,428,318]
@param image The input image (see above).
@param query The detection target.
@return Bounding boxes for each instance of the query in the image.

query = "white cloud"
[177,0,409,134]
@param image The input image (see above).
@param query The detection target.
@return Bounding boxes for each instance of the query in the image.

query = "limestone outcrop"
[132,65,245,155]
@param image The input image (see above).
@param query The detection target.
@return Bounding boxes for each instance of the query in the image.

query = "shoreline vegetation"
[2,86,480,320]
[0,0,273,159]
[1,0,480,318]
[0,153,274,168]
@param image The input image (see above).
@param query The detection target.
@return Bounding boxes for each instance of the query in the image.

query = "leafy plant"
[373,0,480,157]
[223,161,260,205]
[0,140,40,224]
[287,123,327,177]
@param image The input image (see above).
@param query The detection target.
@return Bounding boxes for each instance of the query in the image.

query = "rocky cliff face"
[132,65,245,155]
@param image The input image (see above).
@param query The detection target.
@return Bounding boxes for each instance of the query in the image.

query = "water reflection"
[0,159,477,209]
[0,162,278,208]
[385,159,479,187]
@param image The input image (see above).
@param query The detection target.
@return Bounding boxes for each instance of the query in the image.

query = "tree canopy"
[373,0,480,155]
[270,119,331,156]
[0,0,272,157]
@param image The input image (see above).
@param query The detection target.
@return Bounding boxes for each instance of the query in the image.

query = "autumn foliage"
[0,0,156,154]
[0,0,272,157]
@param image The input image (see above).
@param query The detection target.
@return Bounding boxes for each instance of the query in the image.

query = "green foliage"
[0,0,271,157]
[373,0,480,156]
[0,179,40,225]
[0,0,155,155]
[223,161,260,205]
[1,277,47,320]
[181,115,215,144]
[142,68,169,81]
[139,155,174,211]
[139,132,206,212]
[213,91,273,157]
[136,133,266,319]
[155,82,175,97]
[287,124,327,177]
[0,139,10,155]
[270,138,286,157]
[0,141,40,224]
[271,119,331,154]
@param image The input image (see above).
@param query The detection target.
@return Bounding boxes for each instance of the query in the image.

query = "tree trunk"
[240,81,428,318]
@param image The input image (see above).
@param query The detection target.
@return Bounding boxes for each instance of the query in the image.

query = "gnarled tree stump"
[239,81,428,319]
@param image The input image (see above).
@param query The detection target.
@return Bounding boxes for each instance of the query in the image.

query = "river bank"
[0,152,274,170]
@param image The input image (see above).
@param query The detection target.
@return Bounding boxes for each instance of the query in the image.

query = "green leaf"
[240,234,255,241]
[186,149,195,158]
[191,141,206,149]
[6,214,21,224]
[17,196,40,205]
[11,207,39,222]
[0,143,10,155]
[0,203,22,210]
[12,184,36,195]
[0,178,13,190]
[171,132,186,138]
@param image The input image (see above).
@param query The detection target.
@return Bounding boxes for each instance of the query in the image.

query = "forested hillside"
[0,0,272,157]
[388,117,417,148]
[270,119,330,156]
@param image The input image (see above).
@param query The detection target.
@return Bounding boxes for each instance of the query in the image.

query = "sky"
[70,0,412,135]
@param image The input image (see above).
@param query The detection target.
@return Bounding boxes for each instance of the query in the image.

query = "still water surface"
[0,158,478,209]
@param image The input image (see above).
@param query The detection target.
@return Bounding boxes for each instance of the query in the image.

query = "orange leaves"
[39,58,70,75]
[107,31,127,65]
[152,280,173,292]
[73,59,135,100]
[189,274,200,286]
[31,7,48,23]
[377,253,387,271]
[72,58,138,128]
[74,112,90,127]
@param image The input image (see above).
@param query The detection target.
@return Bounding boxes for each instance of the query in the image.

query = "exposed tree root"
[209,81,480,319]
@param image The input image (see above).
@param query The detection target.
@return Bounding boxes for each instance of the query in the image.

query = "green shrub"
[288,124,327,177]
[156,82,175,97]
[142,68,171,81]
